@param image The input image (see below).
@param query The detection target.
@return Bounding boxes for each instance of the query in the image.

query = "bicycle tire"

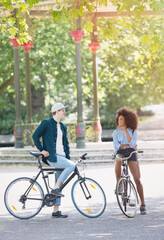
[71,177,106,218]
[4,177,44,220]
[116,177,139,218]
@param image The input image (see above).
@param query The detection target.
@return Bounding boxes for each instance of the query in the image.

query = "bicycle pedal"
[51,189,64,197]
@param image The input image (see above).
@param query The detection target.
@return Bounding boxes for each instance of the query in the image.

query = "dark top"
[32,117,70,165]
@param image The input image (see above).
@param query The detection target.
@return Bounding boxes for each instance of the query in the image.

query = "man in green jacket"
[32,102,75,218]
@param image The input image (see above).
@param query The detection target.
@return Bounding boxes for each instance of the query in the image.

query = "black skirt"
[116,148,138,162]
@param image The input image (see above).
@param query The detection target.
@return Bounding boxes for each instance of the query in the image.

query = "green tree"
[0,33,16,134]
[0,15,163,134]
[29,18,93,119]
[0,18,93,133]
[97,16,164,128]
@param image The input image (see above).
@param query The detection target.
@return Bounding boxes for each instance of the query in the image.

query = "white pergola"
[0,1,160,17]
[29,1,159,17]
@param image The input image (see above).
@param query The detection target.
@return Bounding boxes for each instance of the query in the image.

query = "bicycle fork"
[79,179,91,200]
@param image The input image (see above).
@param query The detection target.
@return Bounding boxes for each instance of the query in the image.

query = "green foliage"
[0,33,15,134]
[29,18,77,112]
[150,1,164,12]
[111,0,164,16]
[97,16,164,126]
[99,0,108,7]
[0,34,13,84]
[0,0,163,43]
[0,0,31,43]
[0,16,164,134]
[0,18,93,134]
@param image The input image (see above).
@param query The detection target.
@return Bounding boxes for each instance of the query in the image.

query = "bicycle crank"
[43,194,57,207]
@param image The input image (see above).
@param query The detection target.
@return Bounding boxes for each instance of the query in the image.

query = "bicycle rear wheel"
[71,177,106,218]
[4,177,44,220]
[116,177,138,218]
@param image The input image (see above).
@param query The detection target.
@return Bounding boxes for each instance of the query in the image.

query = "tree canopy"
[0,14,163,133]
[0,0,164,43]
[97,16,164,127]
[0,0,164,135]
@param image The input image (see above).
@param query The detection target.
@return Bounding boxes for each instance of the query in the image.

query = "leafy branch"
[0,0,163,43]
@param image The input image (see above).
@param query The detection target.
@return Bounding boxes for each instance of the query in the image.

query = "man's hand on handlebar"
[41,150,50,158]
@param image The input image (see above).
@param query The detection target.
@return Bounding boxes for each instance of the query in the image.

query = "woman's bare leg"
[128,161,145,205]
[115,157,122,180]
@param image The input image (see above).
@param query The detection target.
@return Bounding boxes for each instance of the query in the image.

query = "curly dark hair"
[116,107,138,130]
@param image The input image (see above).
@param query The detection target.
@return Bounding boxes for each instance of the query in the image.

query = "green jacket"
[32,117,70,165]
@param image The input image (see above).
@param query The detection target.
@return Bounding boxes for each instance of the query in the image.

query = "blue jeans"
[48,154,76,205]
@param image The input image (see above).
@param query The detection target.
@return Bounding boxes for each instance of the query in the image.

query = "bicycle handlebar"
[115,150,143,161]
[77,153,88,164]
[80,153,87,160]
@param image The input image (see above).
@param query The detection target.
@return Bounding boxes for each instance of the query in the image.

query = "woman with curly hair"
[113,107,146,215]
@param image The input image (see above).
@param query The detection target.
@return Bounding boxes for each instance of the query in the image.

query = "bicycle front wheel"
[71,177,106,218]
[116,177,139,218]
[4,177,44,220]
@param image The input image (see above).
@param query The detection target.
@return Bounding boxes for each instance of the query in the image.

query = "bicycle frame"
[121,160,131,209]
[122,159,129,178]
[31,155,81,195]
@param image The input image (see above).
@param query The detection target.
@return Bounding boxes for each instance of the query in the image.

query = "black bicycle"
[115,150,143,218]
[4,152,106,220]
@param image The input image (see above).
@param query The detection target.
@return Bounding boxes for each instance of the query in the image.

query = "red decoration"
[9,37,20,47]
[93,122,102,132]
[70,30,85,42]
[88,42,100,52]
[21,41,34,52]
[14,125,23,137]
[76,124,85,136]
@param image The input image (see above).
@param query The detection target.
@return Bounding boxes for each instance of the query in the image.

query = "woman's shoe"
[140,204,146,215]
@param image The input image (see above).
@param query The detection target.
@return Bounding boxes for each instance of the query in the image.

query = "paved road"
[139,103,164,130]
[138,103,164,140]
[0,163,164,240]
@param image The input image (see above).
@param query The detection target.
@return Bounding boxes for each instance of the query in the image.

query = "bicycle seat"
[30,152,42,157]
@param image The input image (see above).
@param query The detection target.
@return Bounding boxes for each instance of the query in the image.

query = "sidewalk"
[138,103,164,141]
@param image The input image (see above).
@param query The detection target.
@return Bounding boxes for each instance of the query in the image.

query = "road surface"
[0,163,164,240]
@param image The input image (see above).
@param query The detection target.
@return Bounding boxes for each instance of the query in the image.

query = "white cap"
[51,102,69,112]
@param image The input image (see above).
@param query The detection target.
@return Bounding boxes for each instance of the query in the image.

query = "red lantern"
[88,42,100,52]
[70,30,85,42]
[21,41,34,52]
[9,37,20,47]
